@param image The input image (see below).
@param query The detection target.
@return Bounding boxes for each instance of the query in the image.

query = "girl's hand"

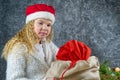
[46,77,56,80]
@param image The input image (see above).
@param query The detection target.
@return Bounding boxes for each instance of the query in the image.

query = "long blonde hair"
[2,20,54,60]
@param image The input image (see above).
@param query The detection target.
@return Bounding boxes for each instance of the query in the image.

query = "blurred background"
[0,0,120,79]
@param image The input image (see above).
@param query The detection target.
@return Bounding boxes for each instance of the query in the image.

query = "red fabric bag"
[56,40,91,61]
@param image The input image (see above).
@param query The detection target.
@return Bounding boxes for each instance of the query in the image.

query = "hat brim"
[26,11,55,24]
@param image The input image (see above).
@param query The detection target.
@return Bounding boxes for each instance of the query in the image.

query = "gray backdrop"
[0,0,120,79]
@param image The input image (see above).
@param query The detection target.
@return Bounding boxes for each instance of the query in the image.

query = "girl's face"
[34,18,52,41]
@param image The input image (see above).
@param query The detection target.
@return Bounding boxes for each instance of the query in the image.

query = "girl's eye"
[47,24,51,27]
[38,22,43,25]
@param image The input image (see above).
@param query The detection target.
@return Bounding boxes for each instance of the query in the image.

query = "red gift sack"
[56,40,91,62]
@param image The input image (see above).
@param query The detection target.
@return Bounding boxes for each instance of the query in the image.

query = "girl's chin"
[39,36,47,39]
[37,34,48,39]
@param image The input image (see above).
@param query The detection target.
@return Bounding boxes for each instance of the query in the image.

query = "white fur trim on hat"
[26,12,55,24]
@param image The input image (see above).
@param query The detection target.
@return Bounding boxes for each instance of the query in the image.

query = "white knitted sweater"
[6,42,59,80]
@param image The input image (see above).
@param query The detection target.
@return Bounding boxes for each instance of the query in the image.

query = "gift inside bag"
[45,40,100,80]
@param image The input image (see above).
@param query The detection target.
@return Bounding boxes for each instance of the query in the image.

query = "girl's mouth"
[39,32,47,36]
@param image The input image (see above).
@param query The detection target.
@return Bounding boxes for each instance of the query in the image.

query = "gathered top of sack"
[56,40,91,63]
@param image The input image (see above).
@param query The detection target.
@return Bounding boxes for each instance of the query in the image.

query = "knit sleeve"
[6,43,33,80]
[49,42,59,60]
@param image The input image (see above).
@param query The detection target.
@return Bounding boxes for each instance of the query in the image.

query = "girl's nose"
[42,24,47,29]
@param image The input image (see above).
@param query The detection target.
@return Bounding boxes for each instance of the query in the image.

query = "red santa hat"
[25,4,55,24]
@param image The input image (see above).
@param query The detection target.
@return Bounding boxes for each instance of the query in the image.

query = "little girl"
[2,4,58,80]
